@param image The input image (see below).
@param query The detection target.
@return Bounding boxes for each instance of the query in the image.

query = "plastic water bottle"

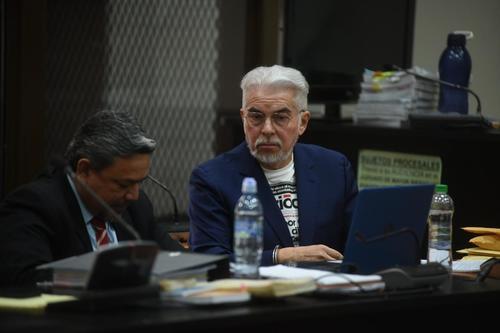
[427,184,454,270]
[438,31,472,114]
[233,177,263,278]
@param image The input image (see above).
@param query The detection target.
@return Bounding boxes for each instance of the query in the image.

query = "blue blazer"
[188,142,358,265]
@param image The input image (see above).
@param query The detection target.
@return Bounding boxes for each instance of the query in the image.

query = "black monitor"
[283,0,415,105]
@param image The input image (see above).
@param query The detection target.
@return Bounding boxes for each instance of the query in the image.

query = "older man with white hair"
[188,65,358,266]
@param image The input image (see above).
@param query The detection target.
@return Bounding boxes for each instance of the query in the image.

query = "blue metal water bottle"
[438,32,472,114]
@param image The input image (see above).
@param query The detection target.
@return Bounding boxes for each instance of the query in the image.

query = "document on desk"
[0,294,76,314]
[161,277,316,302]
[259,265,384,293]
[452,259,488,272]
[162,284,251,305]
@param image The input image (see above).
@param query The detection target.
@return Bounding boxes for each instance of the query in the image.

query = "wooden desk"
[1,276,499,332]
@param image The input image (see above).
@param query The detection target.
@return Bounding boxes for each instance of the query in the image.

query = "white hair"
[240,65,309,111]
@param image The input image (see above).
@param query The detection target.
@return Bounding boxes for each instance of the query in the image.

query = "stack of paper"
[160,276,316,304]
[162,284,251,305]
[211,277,316,297]
[452,259,487,273]
[354,67,438,127]
[259,265,384,294]
[457,227,500,259]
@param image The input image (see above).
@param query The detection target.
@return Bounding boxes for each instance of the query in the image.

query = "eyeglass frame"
[243,107,305,128]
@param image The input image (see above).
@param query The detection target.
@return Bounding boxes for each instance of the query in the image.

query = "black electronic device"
[37,241,159,293]
[284,0,415,105]
[297,261,342,272]
[376,262,449,290]
[153,251,230,281]
[340,184,435,274]
[408,112,491,130]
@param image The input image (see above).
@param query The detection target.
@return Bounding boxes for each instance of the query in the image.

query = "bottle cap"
[241,177,257,194]
[453,30,474,40]
[447,33,466,46]
[435,184,448,194]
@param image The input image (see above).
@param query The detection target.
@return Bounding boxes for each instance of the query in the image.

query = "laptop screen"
[341,184,435,274]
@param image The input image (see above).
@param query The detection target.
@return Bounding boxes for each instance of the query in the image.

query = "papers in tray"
[259,265,385,293]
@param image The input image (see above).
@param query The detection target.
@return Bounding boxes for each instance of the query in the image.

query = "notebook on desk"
[340,184,435,274]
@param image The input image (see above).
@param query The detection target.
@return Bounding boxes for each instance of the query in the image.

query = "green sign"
[357,149,442,189]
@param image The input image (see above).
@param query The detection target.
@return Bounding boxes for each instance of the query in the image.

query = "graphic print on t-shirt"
[270,182,299,246]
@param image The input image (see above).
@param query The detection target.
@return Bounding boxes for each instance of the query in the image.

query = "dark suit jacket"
[0,165,183,286]
[188,142,358,265]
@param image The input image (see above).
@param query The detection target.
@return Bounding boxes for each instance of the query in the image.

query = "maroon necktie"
[90,216,110,247]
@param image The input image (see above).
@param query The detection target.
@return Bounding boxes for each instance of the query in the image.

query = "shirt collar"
[66,174,94,225]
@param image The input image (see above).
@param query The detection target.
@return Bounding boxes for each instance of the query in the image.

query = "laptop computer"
[340,184,435,274]
[300,184,435,274]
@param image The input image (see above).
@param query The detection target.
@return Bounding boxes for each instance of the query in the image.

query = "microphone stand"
[392,65,482,115]
[147,175,179,225]
[392,65,493,128]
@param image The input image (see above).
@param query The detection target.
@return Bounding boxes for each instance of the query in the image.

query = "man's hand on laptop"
[277,244,344,264]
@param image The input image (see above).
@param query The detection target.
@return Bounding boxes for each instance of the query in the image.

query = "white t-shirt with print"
[262,158,300,246]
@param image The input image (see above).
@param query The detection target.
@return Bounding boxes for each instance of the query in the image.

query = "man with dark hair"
[0,110,183,286]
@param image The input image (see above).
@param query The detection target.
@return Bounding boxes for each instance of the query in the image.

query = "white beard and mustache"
[247,135,297,166]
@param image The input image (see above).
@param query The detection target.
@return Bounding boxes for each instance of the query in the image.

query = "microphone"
[52,157,141,241]
[147,175,179,225]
